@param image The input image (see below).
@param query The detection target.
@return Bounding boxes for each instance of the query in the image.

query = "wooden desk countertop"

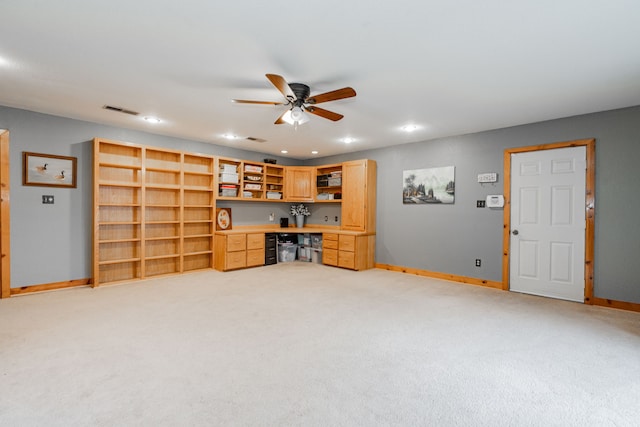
[215,224,374,236]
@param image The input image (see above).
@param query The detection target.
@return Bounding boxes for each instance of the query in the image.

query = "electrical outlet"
[42,195,54,204]
[475,259,481,267]
[477,200,486,208]
[334,216,339,222]
[269,213,274,222]
[324,216,328,222]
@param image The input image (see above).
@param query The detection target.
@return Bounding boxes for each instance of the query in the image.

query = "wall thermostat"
[486,194,504,208]
[478,172,498,183]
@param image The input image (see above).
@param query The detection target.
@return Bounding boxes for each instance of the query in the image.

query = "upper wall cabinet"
[315,163,342,202]
[216,157,285,201]
[285,166,314,202]
[341,159,377,232]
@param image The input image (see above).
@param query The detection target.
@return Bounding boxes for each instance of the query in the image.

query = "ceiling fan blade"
[305,106,344,121]
[306,87,356,104]
[274,109,289,124]
[266,74,296,100]
[232,99,285,105]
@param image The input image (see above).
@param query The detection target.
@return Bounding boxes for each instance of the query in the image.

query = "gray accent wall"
[311,106,640,304]
[2,105,640,304]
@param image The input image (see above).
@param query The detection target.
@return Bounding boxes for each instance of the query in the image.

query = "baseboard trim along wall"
[591,297,640,313]
[376,263,640,313]
[375,263,503,290]
[10,278,92,296]
[7,271,640,313]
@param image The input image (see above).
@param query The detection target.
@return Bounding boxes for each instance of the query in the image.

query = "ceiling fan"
[232,74,356,126]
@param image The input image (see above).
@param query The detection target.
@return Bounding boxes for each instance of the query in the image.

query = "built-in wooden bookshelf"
[315,163,342,202]
[93,138,214,286]
[216,157,284,201]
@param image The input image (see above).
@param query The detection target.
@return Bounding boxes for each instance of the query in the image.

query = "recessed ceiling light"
[341,137,355,144]
[144,116,161,124]
[401,124,419,132]
[281,150,288,154]
[311,150,318,155]
[222,134,239,140]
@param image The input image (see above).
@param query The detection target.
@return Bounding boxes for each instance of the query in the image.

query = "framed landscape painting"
[403,166,455,204]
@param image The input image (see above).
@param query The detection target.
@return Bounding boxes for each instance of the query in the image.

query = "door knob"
[512,229,519,235]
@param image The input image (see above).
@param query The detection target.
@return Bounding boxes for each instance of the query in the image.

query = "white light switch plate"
[478,172,497,183]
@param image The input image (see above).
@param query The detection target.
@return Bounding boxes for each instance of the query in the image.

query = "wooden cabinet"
[322,232,375,271]
[93,139,214,286]
[264,164,284,200]
[246,233,265,267]
[315,163,342,202]
[322,233,339,266]
[341,159,376,232]
[215,233,264,271]
[216,158,285,201]
[285,166,314,202]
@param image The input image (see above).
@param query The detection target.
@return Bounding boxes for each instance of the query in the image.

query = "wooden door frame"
[0,130,10,298]
[502,139,595,303]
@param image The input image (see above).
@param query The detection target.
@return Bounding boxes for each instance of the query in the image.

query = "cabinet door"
[341,160,376,232]
[285,167,314,202]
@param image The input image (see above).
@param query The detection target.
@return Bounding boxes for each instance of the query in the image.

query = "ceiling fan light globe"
[282,107,309,126]
[290,106,304,121]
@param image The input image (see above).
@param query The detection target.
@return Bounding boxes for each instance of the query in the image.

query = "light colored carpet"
[1,263,639,426]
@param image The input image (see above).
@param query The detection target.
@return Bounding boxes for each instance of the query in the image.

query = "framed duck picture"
[23,152,77,188]
[216,208,232,230]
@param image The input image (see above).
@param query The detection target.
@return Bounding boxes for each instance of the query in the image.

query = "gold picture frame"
[23,152,77,188]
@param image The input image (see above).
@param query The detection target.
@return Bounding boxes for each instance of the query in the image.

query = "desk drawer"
[323,239,338,250]
[246,248,264,267]
[338,234,356,252]
[247,233,264,250]
[226,250,246,269]
[323,248,338,266]
[227,234,246,252]
[338,250,355,269]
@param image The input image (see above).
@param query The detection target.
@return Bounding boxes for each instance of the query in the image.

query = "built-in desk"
[214,225,375,272]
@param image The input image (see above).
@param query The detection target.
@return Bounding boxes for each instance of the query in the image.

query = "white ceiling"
[1,1,639,159]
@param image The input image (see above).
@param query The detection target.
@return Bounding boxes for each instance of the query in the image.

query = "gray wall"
[310,106,640,304]
[0,107,294,287]
[2,105,640,304]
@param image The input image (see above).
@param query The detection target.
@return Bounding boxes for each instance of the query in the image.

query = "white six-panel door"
[509,146,586,302]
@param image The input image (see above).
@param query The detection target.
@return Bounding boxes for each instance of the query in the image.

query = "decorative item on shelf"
[290,203,310,228]
[216,208,232,230]
[264,158,277,164]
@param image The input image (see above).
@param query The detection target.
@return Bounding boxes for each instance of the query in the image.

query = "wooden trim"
[591,297,640,313]
[92,138,100,287]
[0,130,10,299]
[376,263,503,289]
[10,278,92,296]
[502,139,596,303]
[376,262,639,313]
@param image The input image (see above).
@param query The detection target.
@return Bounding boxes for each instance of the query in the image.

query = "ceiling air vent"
[245,137,266,143]
[102,105,140,116]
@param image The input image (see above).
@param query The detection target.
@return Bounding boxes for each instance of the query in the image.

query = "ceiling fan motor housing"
[288,83,310,106]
